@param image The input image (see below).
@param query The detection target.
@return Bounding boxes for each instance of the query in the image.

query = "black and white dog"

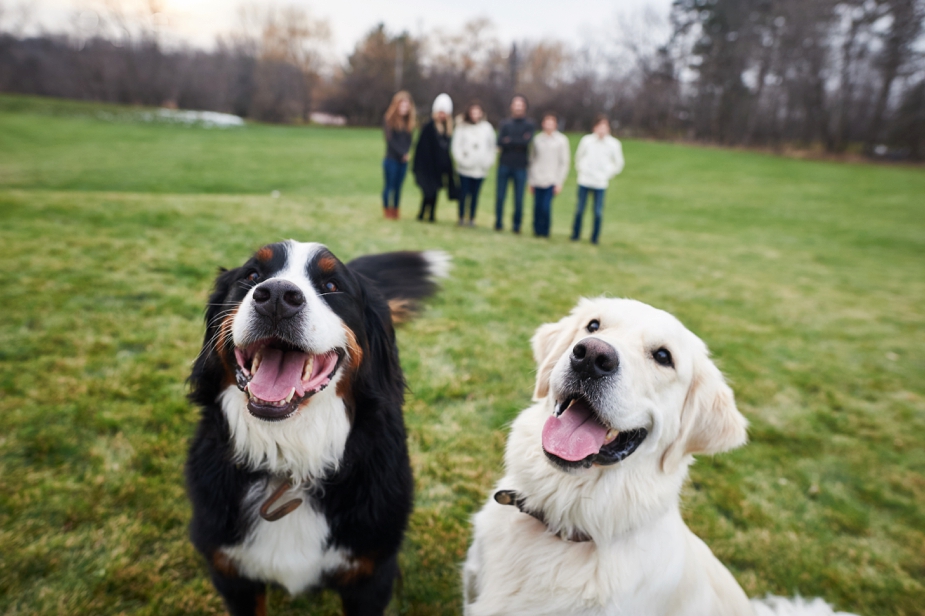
[186,240,448,616]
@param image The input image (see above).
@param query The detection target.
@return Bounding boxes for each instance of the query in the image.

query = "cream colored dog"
[463,298,857,616]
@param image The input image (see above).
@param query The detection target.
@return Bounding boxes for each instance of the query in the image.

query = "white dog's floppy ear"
[531,317,574,400]
[661,356,748,474]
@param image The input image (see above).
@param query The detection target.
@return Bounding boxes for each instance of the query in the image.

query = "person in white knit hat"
[413,93,457,222]
[451,100,496,226]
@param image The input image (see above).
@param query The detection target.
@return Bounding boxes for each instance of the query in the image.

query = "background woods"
[0,0,923,154]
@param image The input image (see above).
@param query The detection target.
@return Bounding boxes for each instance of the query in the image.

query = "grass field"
[0,94,923,615]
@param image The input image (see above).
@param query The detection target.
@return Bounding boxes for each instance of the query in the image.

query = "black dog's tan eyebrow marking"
[255,246,274,262]
[316,253,338,274]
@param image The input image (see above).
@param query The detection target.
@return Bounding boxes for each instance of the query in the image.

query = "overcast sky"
[27,0,674,54]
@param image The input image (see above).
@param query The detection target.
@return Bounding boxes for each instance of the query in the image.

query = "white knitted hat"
[432,93,453,115]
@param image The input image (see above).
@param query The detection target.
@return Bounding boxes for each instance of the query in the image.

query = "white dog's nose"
[570,338,619,379]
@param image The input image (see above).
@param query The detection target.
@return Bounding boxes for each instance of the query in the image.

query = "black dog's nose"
[252,280,305,320]
[570,337,619,379]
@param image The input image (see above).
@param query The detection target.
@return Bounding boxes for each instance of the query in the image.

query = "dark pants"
[382,158,407,209]
[532,186,555,237]
[495,164,527,231]
[418,195,437,221]
[458,175,483,221]
[571,186,606,244]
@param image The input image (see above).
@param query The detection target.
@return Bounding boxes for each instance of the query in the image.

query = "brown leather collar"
[494,490,591,543]
[260,480,303,522]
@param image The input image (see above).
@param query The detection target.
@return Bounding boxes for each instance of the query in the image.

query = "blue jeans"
[382,158,408,209]
[532,186,555,237]
[495,165,527,231]
[571,186,606,243]
[458,175,483,220]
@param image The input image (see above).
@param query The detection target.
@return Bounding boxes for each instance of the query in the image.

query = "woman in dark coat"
[413,93,457,222]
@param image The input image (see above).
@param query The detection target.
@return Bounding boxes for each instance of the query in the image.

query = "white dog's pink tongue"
[249,348,308,401]
[542,399,608,461]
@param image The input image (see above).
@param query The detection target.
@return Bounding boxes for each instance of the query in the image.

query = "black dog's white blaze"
[186,240,445,616]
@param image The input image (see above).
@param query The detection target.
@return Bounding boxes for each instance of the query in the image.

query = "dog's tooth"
[605,429,619,443]
[252,351,262,374]
[302,355,314,381]
[285,387,295,403]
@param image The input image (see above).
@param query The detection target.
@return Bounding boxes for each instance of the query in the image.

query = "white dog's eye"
[653,348,673,367]
[587,319,600,332]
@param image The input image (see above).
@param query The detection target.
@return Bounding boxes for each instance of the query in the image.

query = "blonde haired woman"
[382,91,416,219]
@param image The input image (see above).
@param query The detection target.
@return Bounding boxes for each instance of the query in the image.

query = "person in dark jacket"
[413,93,457,222]
[494,95,535,233]
[382,91,415,219]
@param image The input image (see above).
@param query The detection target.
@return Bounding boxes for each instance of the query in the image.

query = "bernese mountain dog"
[186,240,448,616]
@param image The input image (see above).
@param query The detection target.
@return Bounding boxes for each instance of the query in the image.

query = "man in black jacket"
[494,95,535,233]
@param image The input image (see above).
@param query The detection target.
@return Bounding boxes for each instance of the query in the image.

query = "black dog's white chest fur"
[217,385,354,593]
[222,480,352,595]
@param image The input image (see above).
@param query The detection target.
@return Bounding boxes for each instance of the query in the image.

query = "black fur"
[348,251,442,313]
[185,243,442,616]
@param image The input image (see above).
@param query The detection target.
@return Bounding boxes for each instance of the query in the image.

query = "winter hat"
[432,93,453,115]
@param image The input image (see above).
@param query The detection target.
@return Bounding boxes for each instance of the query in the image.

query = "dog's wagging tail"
[186,241,447,616]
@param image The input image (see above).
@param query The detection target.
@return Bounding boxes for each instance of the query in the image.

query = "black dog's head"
[190,240,404,422]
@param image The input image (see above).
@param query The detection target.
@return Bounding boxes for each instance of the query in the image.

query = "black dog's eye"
[245,270,260,283]
[324,281,339,293]
[653,348,673,367]
[587,319,600,333]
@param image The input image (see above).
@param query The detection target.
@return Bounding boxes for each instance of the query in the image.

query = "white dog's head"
[532,298,748,475]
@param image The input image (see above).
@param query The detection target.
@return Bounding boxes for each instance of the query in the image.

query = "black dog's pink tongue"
[542,399,608,461]
[248,348,308,401]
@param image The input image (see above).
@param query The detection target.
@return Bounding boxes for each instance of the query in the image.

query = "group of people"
[381,92,625,244]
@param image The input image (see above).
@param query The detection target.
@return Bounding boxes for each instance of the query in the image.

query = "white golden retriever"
[463,298,858,616]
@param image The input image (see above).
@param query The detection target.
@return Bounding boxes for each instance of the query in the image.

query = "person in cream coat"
[571,115,625,244]
[451,101,496,226]
[527,112,570,238]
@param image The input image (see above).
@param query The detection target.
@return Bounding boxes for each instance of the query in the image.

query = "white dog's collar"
[494,490,591,543]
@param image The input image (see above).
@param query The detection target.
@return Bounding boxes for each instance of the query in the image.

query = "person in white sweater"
[571,114,625,244]
[528,112,570,238]
[451,101,496,226]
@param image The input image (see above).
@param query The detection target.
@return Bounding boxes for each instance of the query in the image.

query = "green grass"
[0,94,923,615]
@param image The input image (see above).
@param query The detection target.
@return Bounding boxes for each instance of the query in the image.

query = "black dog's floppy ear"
[188,266,241,406]
[202,266,241,335]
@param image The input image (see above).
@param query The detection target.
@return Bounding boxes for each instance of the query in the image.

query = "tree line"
[1,0,922,158]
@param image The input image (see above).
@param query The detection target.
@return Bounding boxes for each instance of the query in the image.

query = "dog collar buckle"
[260,480,304,522]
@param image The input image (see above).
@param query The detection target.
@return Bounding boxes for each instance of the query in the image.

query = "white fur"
[219,384,351,481]
[422,250,452,280]
[232,240,348,355]
[464,298,859,616]
[222,481,352,594]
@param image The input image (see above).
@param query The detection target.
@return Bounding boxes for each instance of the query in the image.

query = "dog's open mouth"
[234,338,345,421]
[542,395,648,470]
